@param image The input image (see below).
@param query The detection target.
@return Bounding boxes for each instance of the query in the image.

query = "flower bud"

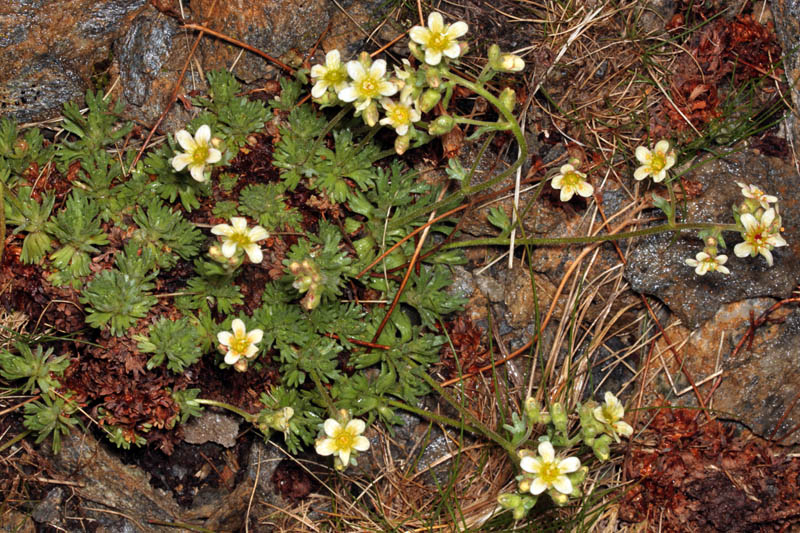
[499,87,516,112]
[524,397,541,424]
[592,434,612,461]
[426,67,442,88]
[549,490,569,506]
[498,493,522,509]
[234,358,248,372]
[550,402,568,433]
[395,134,411,155]
[517,478,531,493]
[208,245,225,263]
[418,88,441,113]
[500,53,525,72]
[428,115,455,136]
[313,90,339,107]
[211,136,223,149]
[409,41,425,62]
[363,101,379,127]
[488,44,501,67]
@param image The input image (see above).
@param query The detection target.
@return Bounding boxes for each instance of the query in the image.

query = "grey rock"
[770,0,800,144]
[624,149,800,328]
[116,10,176,107]
[0,0,147,122]
[31,487,63,524]
[182,411,240,448]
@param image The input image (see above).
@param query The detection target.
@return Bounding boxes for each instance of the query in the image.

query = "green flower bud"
[500,53,525,72]
[426,67,442,88]
[362,101,379,127]
[408,41,425,62]
[549,489,570,506]
[488,44,501,67]
[428,115,455,136]
[592,434,612,461]
[313,89,339,107]
[498,493,522,509]
[550,402,568,433]
[524,397,541,424]
[418,88,441,113]
[499,87,516,112]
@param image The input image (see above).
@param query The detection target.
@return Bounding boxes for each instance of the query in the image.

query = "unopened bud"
[488,44,501,66]
[524,397,541,424]
[418,89,441,113]
[428,115,455,136]
[426,67,442,89]
[550,402,568,433]
[500,53,525,72]
[499,87,516,112]
[363,101,379,127]
[395,134,411,155]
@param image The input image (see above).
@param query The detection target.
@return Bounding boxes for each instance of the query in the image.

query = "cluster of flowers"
[288,258,323,311]
[310,12,523,154]
[499,392,632,518]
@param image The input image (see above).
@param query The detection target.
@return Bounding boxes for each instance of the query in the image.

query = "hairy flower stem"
[441,222,742,249]
[193,398,257,423]
[0,181,5,263]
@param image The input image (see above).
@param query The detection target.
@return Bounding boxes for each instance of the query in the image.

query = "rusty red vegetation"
[621,403,800,531]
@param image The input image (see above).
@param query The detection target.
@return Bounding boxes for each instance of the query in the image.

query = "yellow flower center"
[390,106,410,124]
[358,77,379,98]
[650,153,666,172]
[230,333,250,355]
[334,428,356,451]
[538,461,561,485]
[324,68,346,85]
[601,404,616,423]
[230,231,251,247]
[192,144,209,165]
[429,32,449,51]
[562,171,581,188]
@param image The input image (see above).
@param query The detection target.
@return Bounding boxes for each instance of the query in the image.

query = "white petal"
[761,208,776,226]
[189,164,206,183]
[221,240,237,258]
[370,59,387,78]
[175,129,196,152]
[217,331,233,346]
[206,148,222,164]
[652,169,666,183]
[194,125,212,144]
[739,213,759,233]
[447,21,469,38]
[717,265,731,275]
[734,241,753,258]
[247,328,264,345]
[338,447,351,466]
[324,419,342,437]
[760,248,774,266]
[614,421,634,437]
[244,344,259,358]
[310,64,326,78]
[560,188,574,202]
[443,43,462,59]
[551,175,563,189]
[311,81,329,99]
[425,49,442,66]
[530,477,549,495]
[428,12,444,32]
[338,86,357,102]
[316,437,336,456]
[171,153,192,171]
[604,391,616,405]
[552,475,573,495]
[211,223,233,236]
[519,455,537,474]
[560,164,575,174]
[537,441,555,462]
[231,217,248,232]
[395,124,409,136]
[577,181,594,197]
[633,166,650,181]
[243,244,263,264]
[352,435,370,451]
[770,233,787,247]
[378,81,398,97]
[346,60,366,81]
[224,350,240,365]
[231,319,246,337]
[346,419,366,435]
[654,139,671,154]
[558,456,581,474]
[409,26,430,46]
[249,226,269,242]
[325,49,340,66]
[634,146,651,164]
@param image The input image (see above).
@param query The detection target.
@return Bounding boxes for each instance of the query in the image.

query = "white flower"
[409,12,469,66]
[593,391,634,442]
[171,125,222,183]
[519,441,581,495]
[551,164,593,202]
[379,96,421,136]
[733,208,787,266]
[338,59,398,112]
[315,417,370,468]
[217,318,263,367]
[211,217,269,264]
[633,140,676,183]
[685,252,730,276]
[736,182,778,210]
[310,50,349,99]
